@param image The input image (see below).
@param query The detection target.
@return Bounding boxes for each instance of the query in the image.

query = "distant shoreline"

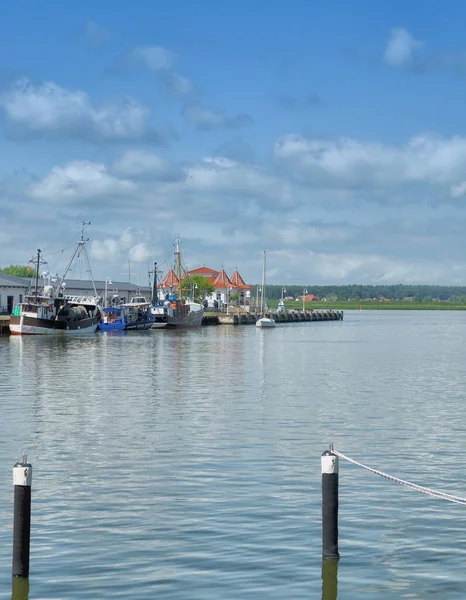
[267,301,466,311]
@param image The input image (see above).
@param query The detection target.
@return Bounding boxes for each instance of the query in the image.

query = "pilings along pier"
[206,309,344,325]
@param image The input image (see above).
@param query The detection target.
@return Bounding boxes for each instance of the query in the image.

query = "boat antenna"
[80,220,90,242]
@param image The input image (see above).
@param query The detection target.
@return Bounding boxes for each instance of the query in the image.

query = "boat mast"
[58,221,93,294]
[34,249,41,300]
[260,250,266,316]
[175,236,182,300]
[151,262,159,304]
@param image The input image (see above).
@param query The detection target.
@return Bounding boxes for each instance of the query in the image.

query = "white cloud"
[161,72,196,96]
[0,78,166,143]
[276,223,352,247]
[84,20,109,47]
[179,156,295,208]
[384,28,424,68]
[128,45,195,97]
[308,251,459,284]
[113,149,185,181]
[182,104,253,130]
[28,160,135,202]
[274,133,466,191]
[129,243,152,262]
[91,238,120,260]
[8,128,466,285]
[91,228,152,265]
[450,181,466,198]
[130,45,176,71]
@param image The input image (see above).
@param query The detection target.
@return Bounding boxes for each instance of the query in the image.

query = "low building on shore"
[0,274,30,314]
[0,275,151,314]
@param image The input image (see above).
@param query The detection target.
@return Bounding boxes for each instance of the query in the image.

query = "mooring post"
[322,445,339,559]
[12,454,32,578]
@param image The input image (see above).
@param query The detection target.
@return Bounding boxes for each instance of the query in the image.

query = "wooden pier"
[204,309,344,326]
[0,315,10,335]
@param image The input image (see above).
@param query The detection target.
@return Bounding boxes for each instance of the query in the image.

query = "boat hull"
[256,317,276,328]
[99,321,153,331]
[151,321,168,329]
[9,314,100,335]
[166,308,204,328]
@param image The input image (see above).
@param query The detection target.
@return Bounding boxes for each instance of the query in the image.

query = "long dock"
[0,309,343,333]
[205,309,343,325]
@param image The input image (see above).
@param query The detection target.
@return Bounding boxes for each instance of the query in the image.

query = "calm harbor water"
[1,311,466,599]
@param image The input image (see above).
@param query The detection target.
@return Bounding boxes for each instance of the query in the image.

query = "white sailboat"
[256,250,276,328]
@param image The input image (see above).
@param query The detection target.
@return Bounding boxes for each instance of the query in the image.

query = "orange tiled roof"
[187,267,219,277]
[213,269,232,288]
[230,270,251,290]
[160,269,179,288]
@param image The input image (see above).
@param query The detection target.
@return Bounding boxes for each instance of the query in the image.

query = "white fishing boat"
[256,250,276,329]
[9,222,101,335]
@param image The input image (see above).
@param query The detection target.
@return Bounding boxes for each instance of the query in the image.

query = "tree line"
[258,284,466,303]
[3,264,466,303]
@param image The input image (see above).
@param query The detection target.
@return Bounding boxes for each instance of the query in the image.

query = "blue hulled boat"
[99,298,154,331]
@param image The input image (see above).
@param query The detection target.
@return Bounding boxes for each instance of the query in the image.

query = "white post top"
[13,464,32,487]
[321,453,339,475]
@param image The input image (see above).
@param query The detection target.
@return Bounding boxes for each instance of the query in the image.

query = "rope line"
[333,449,466,506]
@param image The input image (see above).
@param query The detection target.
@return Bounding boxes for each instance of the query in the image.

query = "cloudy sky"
[2,1,466,286]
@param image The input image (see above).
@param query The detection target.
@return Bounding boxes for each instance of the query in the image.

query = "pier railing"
[321,444,466,561]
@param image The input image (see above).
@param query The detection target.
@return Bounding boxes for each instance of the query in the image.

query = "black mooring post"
[321,556,338,600]
[12,454,32,578]
[322,447,339,559]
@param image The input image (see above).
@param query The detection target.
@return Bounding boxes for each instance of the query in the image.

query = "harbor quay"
[0,309,343,334]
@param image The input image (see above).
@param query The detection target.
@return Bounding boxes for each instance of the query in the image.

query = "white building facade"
[0,274,30,314]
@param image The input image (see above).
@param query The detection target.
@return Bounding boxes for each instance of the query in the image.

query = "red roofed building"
[160,269,179,293]
[298,293,319,302]
[159,264,251,308]
[186,266,219,286]
[208,269,231,306]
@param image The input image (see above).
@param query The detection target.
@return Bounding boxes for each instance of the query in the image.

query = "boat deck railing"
[64,295,100,305]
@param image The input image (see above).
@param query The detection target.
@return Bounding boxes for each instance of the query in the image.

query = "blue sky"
[2,0,466,285]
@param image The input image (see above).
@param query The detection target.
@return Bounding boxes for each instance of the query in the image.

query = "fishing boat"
[148,262,169,329]
[9,223,102,335]
[99,296,154,331]
[256,250,276,328]
[159,237,204,328]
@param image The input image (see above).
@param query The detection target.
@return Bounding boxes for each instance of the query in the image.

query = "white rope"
[333,449,466,506]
